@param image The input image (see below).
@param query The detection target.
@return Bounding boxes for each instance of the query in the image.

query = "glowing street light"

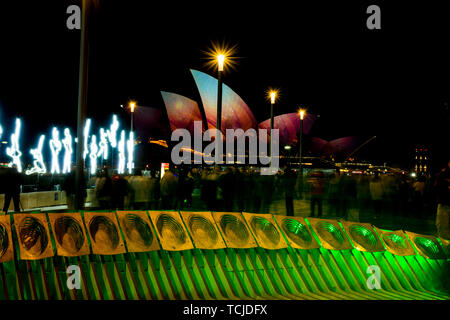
[298,108,306,176]
[268,89,278,158]
[130,101,136,133]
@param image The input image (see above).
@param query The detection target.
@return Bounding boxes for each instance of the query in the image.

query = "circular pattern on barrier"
[381,233,410,255]
[18,216,49,255]
[315,221,346,248]
[123,214,154,248]
[250,216,280,248]
[0,222,9,258]
[188,215,218,248]
[88,216,120,250]
[281,218,313,248]
[54,216,86,254]
[414,237,442,259]
[219,214,250,247]
[349,225,379,251]
[156,214,186,246]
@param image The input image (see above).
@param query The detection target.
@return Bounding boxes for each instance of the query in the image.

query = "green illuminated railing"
[0,210,448,300]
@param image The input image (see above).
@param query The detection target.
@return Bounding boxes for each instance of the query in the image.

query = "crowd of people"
[1,160,449,240]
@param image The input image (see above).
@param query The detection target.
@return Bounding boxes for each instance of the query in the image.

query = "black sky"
[0,1,448,170]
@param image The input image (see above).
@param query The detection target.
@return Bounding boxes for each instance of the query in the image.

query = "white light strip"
[118,130,126,174]
[49,127,62,174]
[107,115,119,148]
[62,128,73,174]
[90,134,98,175]
[6,118,22,172]
[26,135,46,175]
[127,131,134,174]
[83,119,91,161]
[97,128,108,160]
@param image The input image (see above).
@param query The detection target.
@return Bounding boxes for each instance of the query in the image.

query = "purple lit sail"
[258,113,316,146]
[311,136,368,159]
[160,91,207,135]
[190,69,257,132]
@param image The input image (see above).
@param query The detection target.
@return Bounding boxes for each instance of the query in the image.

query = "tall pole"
[270,101,274,158]
[216,67,223,165]
[75,0,89,210]
[299,115,304,175]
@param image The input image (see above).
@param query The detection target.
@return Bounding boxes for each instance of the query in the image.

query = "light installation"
[6,118,23,172]
[97,128,108,160]
[118,130,126,174]
[89,135,98,175]
[83,119,91,161]
[127,131,134,174]
[49,127,62,174]
[107,115,119,148]
[62,128,73,174]
[26,135,46,175]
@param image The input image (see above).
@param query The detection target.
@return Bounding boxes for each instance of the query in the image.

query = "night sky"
[0,1,448,171]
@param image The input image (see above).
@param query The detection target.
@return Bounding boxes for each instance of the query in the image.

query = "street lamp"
[216,53,225,165]
[298,109,306,175]
[130,102,136,133]
[268,90,278,158]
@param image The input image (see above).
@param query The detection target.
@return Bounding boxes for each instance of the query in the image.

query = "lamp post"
[75,0,90,211]
[130,102,135,133]
[298,109,305,175]
[216,54,225,165]
[269,91,277,158]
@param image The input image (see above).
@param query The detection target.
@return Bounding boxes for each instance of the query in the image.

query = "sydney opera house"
[132,69,371,169]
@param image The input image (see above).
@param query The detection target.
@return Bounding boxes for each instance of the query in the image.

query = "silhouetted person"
[95,168,113,210]
[2,166,23,213]
[63,165,87,210]
[283,167,297,216]
[309,171,325,217]
[370,174,384,220]
[111,173,130,210]
[160,169,178,209]
[435,161,450,240]
[219,167,235,212]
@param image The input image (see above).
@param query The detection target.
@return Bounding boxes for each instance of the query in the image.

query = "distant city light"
[411,172,416,177]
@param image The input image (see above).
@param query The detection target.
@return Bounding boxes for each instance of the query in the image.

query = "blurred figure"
[129,172,150,209]
[94,168,113,210]
[412,176,426,218]
[356,174,371,220]
[340,174,357,220]
[435,161,450,239]
[219,167,235,212]
[327,172,341,217]
[309,170,325,218]
[111,173,130,210]
[160,168,178,209]
[370,173,384,220]
[148,171,160,210]
[63,165,87,210]
[184,170,195,208]
[2,165,24,214]
[283,167,297,216]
